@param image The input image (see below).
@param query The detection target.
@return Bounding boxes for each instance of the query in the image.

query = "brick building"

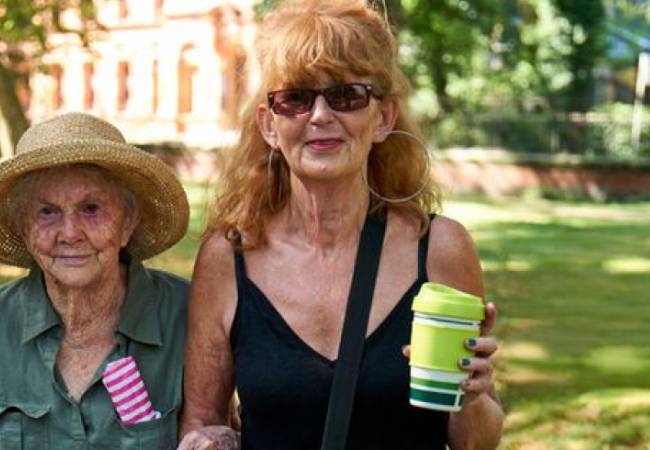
[28,0,258,149]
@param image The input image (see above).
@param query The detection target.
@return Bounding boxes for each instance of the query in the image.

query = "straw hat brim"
[0,138,190,268]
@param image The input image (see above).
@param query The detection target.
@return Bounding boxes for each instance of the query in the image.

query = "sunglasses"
[267,83,383,116]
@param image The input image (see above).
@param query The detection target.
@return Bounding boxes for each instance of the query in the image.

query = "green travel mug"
[409,282,485,412]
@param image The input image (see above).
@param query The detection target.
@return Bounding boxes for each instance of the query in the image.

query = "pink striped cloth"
[102,356,161,425]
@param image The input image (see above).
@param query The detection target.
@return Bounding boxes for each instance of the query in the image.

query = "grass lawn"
[445,198,650,450]
[1,185,648,449]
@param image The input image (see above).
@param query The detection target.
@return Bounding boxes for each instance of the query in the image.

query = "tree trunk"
[431,57,453,114]
[0,61,29,159]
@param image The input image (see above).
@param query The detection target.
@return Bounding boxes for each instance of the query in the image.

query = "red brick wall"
[433,160,650,198]
[152,148,650,198]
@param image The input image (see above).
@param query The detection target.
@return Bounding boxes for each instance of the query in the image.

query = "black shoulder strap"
[232,232,247,292]
[320,213,387,450]
[417,213,436,280]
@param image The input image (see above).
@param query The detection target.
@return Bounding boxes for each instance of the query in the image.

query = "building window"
[118,0,128,19]
[221,54,246,125]
[117,61,129,111]
[178,45,196,114]
[83,62,94,110]
[152,59,159,113]
[15,75,31,112]
[51,64,64,110]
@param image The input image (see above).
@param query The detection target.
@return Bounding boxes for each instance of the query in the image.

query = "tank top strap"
[231,233,247,295]
[417,213,437,280]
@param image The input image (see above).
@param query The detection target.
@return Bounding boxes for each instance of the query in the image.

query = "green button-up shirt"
[0,260,189,450]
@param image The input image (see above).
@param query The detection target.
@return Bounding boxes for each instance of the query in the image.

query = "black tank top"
[231,215,448,449]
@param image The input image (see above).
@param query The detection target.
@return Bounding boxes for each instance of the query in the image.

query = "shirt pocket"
[0,403,50,450]
[115,404,179,450]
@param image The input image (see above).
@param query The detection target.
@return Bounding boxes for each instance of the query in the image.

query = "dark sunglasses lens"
[272,89,315,115]
[325,84,369,111]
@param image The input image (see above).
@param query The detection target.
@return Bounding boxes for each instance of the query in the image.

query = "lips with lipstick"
[305,138,344,152]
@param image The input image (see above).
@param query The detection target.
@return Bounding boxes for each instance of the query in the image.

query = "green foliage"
[552,0,607,111]
[0,0,48,46]
[398,0,502,112]
[0,0,96,50]
[428,111,554,152]
[589,103,650,159]
[253,0,283,19]
[397,0,612,125]
[428,107,650,159]
[0,0,99,155]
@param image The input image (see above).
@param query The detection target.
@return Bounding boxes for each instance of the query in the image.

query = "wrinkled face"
[21,168,138,291]
[258,73,397,182]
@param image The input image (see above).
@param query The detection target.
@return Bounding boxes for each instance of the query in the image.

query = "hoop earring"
[267,148,283,207]
[362,129,432,204]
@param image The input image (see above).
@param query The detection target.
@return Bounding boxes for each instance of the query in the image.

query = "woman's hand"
[177,426,240,450]
[457,302,498,403]
[402,302,499,404]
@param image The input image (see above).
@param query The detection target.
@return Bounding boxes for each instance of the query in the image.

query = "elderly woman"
[179,1,503,449]
[0,113,190,449]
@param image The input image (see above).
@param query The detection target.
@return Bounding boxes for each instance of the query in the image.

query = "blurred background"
[1,1,649,448]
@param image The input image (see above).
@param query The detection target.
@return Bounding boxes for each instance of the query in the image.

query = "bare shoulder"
[427,215,484,298]
[195,232,235,277]
[190,231,238,334]
[386,210,421,243]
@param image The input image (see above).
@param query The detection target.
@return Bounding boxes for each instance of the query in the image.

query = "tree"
[398,0,503,114]
[0,0,96,157]
[553,0,606,112]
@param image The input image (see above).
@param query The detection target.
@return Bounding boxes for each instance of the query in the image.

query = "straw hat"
[0,112,190,267]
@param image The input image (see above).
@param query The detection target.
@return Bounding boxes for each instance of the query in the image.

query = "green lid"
[412,282,485,320]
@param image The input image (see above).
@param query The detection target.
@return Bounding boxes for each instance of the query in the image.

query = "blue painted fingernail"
[461,358,471,367]
[467,338,477,348]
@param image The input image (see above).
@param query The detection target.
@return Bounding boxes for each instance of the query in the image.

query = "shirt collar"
[21,260,163,347]
[21,269,60,344]
[116,259,163,347]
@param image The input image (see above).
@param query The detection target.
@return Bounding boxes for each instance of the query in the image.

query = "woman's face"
[21,167,138,291]
[257,73,398,182]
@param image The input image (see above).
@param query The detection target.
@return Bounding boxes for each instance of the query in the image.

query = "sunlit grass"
[442,197,650,450]
[145,180,212,277]
[603,257,650,274]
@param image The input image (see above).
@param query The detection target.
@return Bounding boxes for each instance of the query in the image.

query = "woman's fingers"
[465,336,498,356]
[480,302,498,337]
[458,353,494,395]
[177,432,216,450]
[458,355,492,375]
[177,431,211,450]
[176,426,240,450]
[460,372,494,394]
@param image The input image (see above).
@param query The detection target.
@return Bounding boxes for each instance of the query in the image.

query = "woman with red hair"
[179,1,503,449]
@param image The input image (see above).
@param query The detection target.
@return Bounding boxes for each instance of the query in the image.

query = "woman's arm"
[427,216,504,450]
[177,234,240,450]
